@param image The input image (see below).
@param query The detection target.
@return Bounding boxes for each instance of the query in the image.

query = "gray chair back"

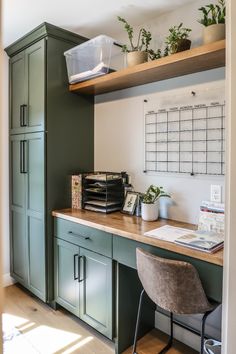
[136,248,213,314]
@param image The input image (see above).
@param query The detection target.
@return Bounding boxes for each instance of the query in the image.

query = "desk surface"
[52,209,223,266]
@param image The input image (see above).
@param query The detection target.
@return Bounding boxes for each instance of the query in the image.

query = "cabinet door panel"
[79,248,113,339]
[54,238,80,316]
[28,216,46,299]
[10,135,25,209]
[25,39,45,133]
[26,132,45,213]
[11,210,27,283]
[10,52,25,133]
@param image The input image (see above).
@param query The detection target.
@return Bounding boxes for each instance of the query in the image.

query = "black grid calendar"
[144,102,225,176]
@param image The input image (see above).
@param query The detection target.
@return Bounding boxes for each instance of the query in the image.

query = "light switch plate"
[211,185,222,203]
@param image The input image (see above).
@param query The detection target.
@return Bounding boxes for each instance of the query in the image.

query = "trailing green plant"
[165,23,192,54]
[141,185,170,204]
[117,16,152,52]
[198,0,226,26]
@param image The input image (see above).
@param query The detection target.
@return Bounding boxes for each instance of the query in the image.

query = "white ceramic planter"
[203,24,225,44]
[141,202,159,221]
[127,51,148,67]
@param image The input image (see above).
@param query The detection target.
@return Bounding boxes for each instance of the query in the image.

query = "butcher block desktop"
[52,209,223,266]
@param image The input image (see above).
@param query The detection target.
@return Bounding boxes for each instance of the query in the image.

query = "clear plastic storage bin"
[64,35,124,84]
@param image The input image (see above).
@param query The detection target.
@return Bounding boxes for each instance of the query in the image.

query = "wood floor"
[3,285,197,354]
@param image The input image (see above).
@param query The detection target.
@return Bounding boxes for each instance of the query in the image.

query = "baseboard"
[3,273,16,287]
[155,311,200,351]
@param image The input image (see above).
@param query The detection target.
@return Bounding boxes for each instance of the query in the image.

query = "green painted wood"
[26,133,46,300]
[24,40,45,133]
[5,22,87,58]
[54,238,80,316]
[79,248,113,339]
[45,36,94,303]
[10,134,27,284]
[9,52,25,134]
[11,209,27,284]
[115,263,155,354]
[113,235,223,302]
[54,218,112,257]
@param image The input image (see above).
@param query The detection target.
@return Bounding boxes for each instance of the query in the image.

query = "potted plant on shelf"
[165,23,192,54]
[198,0,226,44]
[117,16,152,67]
[140,185,170,221]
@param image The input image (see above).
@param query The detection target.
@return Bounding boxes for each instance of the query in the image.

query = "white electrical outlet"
[211,185,222,203]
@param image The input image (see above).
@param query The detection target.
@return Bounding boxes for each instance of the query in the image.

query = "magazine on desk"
[144,225,224,253]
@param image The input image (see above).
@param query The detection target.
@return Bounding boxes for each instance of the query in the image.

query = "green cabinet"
[54,234,113,339]
[10,133,46,298]
[79,248,112,339]
[10,40,45,134]
[6,23,94,303]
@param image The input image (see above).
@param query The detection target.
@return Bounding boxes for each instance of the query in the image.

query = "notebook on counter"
[144,225,224,253]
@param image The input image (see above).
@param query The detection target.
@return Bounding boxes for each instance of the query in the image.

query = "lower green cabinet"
[54,238,80,316]
[79,248,113,339]
[54,237,113,339]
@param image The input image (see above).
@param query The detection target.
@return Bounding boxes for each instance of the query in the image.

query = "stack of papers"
[144,225,224,253]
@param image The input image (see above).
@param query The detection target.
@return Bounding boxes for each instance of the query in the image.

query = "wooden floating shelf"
[69,40,225,96]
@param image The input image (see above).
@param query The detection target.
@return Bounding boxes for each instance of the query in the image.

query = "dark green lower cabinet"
[79,248,113,339]
[54,238,113,339]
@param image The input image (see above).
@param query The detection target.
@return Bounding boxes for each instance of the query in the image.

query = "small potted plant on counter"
[165,23,192,54]
[141,185,170,221]
[198,0,226,44]
[117,16,152,67]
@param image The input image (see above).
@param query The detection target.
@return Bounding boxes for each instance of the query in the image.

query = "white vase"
[141,202,159,221]
[126,51,148,67]
[203,24,225,44]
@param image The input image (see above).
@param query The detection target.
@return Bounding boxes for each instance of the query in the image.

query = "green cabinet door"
[10,134,27,284]
[26,132,46,300]
[10,39,45,135]
[24,39,45,133]
[54,238,80,316]
[79,248,113,339]
[10,52,25,134]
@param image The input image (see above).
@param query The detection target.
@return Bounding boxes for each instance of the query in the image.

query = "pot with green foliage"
[165,23,192,54]
[141,185,170,221]
[198,0,226,44]
[117,16,152,67]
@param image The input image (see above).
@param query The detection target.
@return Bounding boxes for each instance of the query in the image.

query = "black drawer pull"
[73,254,79,280]
[68,231,90,240]
[78,255,85,283]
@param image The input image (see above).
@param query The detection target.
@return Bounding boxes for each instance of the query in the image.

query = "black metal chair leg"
[132,289,145,354]
[158,312,174,354]
[200,310,213,354]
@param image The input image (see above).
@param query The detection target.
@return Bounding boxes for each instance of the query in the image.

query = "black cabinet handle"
[22,140,27,173]
[20,105,28,127]
[73,254,79,280]
[68,231,90,240]
[20,105,24,127]
[78,255,85,283]
[20,140,24,173]
[22,104,28,127]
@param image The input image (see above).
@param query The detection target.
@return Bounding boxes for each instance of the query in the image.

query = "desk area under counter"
[52,208,223,354]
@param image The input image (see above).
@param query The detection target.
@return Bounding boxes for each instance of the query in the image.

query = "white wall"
[95,0,225,225]
[1,50,10,287]
[222,0,236,353]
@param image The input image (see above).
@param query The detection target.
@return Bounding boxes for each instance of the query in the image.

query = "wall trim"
[3,273,15,287]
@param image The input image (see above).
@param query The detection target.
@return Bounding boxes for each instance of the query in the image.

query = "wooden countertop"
[52,209,223,267]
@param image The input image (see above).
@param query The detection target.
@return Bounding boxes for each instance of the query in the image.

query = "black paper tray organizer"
[83,172,125,213]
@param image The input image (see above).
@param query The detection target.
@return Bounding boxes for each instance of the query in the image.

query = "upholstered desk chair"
[133,248,218,354]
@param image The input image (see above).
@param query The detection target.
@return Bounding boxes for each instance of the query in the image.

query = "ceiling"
[2,0,195,47]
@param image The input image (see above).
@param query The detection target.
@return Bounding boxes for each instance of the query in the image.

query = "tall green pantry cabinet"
[5,23,94,303]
